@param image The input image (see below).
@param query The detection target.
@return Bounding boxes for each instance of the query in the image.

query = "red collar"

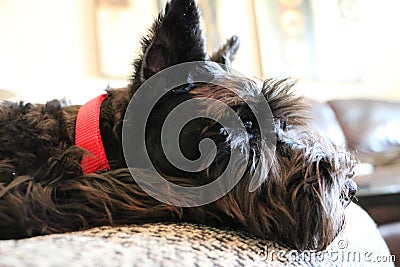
[75,94,111,174]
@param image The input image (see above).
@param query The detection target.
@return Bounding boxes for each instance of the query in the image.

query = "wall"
[0,0,110,103]
[1,0,400,103]
[299,0,400,101]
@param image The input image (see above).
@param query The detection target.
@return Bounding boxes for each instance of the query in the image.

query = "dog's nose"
[347,179,357,200]
[342,179,357,207]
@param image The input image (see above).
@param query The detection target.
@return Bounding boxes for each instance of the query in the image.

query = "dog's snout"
[348,179,357,199]
[342,179,357,207]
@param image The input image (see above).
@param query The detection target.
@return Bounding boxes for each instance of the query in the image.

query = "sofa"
[307,98,400,262]
[0,203,393,266]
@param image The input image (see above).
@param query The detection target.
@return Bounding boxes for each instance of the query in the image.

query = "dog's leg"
[0,166,186,239]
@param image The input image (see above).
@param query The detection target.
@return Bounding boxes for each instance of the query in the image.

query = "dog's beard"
[194,124,355,250]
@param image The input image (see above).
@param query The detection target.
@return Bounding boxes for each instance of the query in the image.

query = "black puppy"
[0,0,356,251]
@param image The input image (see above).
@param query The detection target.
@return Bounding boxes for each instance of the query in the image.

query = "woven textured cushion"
[0,203,393,266]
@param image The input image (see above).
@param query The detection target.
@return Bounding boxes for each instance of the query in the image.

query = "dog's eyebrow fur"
[189,77,309,129]
[261,78,309,129]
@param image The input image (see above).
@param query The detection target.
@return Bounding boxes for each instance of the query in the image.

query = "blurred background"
[1,0,400,104]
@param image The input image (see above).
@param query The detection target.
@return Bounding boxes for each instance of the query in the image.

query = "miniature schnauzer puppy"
[0,0,356,251]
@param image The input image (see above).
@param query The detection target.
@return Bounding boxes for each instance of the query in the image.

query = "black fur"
[0,0,356,251]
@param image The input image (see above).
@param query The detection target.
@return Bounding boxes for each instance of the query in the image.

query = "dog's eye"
[244,121,253,129]
[220,128,228,137]
[171,83,194,94]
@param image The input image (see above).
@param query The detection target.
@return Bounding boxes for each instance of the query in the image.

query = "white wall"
[0,0,111,103]
[299,0,400,101]
[1,0,400,104]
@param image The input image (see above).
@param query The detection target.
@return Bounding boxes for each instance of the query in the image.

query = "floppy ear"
[130,0,207,94]
[210,35,240,67]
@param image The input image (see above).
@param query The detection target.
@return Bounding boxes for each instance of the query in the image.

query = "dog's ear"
[131,0,207,93]
[210,35,240,67]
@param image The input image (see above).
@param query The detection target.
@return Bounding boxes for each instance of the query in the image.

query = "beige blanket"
[0,203,394,266]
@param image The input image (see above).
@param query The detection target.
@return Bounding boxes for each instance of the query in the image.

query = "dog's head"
[127,0,357,251]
